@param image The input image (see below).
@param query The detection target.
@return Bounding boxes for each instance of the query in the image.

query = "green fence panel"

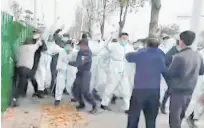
[1,11,34,112]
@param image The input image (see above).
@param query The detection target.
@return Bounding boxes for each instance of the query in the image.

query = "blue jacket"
[69,48,92,72]
[126,47,168,90]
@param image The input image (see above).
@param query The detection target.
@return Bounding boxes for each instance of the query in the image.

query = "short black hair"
[63,33,70,37]
[78,39,88,46]
[82,33,87,39]
[147,38,160,47]
[163,36,170,40]
[119,32,129,38]
[112,38,118,42]
[180,30,195,46]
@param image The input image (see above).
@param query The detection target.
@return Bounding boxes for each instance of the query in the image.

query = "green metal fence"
[1,11,34,112]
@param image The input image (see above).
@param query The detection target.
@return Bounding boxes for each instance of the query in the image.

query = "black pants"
[12,67,38,99]
[72,71,96,106]
[127,89,160,128]
[169,93,191,128]
[50,54,59,92]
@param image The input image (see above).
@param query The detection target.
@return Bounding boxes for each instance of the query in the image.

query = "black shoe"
[54,100,60,106]
[32,91,44,99]
[63,89,69,95]
[90,106,98,114]
[111,96,117,104]
[160,105,167,114]
[100,105,111,111]
[92,89,102,101]
[124,110,129,114]
[186,116,198,128]
[10,98,19,107]
[71,98,77,102]
[76,104,85,110]
[43,89,49,95]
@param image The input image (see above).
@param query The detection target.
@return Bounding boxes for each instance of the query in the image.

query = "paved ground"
[2,82,204,128]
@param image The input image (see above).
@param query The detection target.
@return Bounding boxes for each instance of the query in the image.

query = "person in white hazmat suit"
[35,36,64,98]
[100,33,135,112]
[91,41,112,101]
[54,43,78,106]
[89,40,106,90]
[186,47,204,128]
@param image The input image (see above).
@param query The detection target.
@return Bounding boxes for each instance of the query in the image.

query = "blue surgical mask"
[120,40,128,47]
[76,45,80,51]
[64,45,70,52]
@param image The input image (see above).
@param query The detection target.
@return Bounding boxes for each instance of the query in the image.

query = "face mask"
[62,37,69,43]
[76,45,80,51]
[120,40,128,47]
[64,45,70,52]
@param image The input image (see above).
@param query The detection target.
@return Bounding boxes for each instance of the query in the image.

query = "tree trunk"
[118,0,129,35]
[149,0,161,38]
[100,0,107,39]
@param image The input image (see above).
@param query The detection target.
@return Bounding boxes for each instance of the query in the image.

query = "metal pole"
[190,0,203,50]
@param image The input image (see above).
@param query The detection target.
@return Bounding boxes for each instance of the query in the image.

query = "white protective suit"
[55,49,78,101]
[35,42,63,91]
[159,38,177,103]
[101,42,135,110]
[89,40,106,90]
[186,48,204,119]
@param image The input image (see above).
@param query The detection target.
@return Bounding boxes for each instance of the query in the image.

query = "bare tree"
[118,0,147,34]
[69,6,83,39]
[11,1,23,20]
[148,0,161,38]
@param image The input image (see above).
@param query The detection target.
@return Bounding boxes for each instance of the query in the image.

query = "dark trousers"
[13,67,38,99]
[50,54,59,92]
[161,88,171,107]
[72,71,96,106]
[169,93,192,128]
[127,89,160,128]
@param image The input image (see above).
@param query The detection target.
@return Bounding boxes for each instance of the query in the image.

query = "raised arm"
[125,52,138,63]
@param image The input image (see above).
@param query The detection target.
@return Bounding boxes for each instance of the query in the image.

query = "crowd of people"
[8,27,204,128]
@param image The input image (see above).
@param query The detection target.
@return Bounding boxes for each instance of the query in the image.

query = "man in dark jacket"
[168,30,204,128]
[160,40,180,114]
[126,38,168,128]
[69,39,98,114]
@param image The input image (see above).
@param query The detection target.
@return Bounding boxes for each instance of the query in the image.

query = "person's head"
[147,38,160,48]
[64,41,73,53]
[119,32,129,41]
[78,39,89,51]
[82,33,87,39]
[32,29,41,40]
[62,33,70,43]
[119,32,129,46]
[179,30,195,49]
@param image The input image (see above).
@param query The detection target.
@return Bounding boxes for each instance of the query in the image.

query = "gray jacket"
[168,47,204,94]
